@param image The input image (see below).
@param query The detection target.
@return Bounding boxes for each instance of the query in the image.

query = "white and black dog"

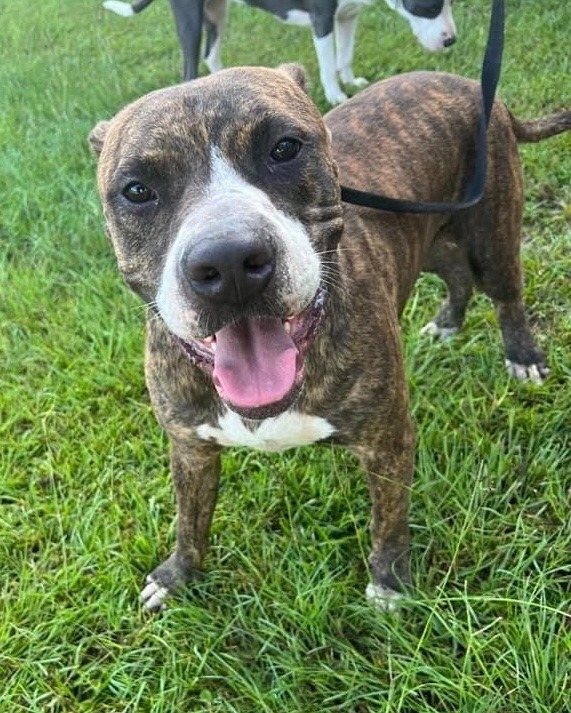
[103,0,457,104]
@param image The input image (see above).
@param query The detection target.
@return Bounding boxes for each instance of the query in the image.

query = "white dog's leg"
[313,32,347,104]
[204,0,228,73]
[335,10,368,89]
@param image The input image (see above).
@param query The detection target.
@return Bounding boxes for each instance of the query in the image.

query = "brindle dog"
[89,64,569,610]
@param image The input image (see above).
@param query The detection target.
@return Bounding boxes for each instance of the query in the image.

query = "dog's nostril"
[192,265,220,282]
[244,250,273,275]
[443,36,456,48]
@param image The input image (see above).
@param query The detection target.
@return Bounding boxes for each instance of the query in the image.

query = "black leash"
[340,0,505,214]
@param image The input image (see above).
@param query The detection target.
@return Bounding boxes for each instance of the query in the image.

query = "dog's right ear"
[276,63,308,94]
[88,120,110,157]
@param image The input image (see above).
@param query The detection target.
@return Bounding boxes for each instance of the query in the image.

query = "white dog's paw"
[325,87,348,105]
[102,1,135,17]
[204,56,223,75]
[365,583,403,612]
[420,320,459,339]
[140,576,170,612]
[505,360,549,385]
[323,78,348,105]
[338,70,369,90]
[346,76,369,89]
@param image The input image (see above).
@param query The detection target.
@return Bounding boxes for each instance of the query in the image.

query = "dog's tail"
[102,0,156,17]
[510,110,571,143]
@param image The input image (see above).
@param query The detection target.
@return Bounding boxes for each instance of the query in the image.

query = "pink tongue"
[213,317,299,409]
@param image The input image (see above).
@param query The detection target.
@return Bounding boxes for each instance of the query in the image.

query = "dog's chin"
[172,287,327,420]
[409,20,455,52]
[223,382,303,421]
[417,35,447,52]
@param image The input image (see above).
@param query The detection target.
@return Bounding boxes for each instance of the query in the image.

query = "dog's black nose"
[443,35,456,48]
[182,236,275,305]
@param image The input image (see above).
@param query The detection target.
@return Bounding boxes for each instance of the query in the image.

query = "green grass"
[1,0,570,710]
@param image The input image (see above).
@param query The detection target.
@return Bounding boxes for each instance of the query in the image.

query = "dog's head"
[89,64,343,420]
[385,0,457,51]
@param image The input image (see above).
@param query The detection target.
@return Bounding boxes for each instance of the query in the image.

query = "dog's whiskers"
[320,268,348,299]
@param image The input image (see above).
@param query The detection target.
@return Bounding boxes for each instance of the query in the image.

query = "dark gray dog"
[89,64,568,610]
[103,0,456,104]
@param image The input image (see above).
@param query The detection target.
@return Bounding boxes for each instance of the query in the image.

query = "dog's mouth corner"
[173,287,327,419]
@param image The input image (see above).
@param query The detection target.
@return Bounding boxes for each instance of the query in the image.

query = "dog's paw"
[365,583,403,612]
[325,87,348,105]
[505,360,549,384]
[102,0,134,17]
[346,76,369,89]
[204,55,223,75]
[420,320,459,339]
[140,575,170,612]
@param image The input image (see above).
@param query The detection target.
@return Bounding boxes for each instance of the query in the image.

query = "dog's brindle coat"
[90,65,568,610]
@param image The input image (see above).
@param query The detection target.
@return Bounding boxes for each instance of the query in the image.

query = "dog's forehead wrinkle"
[153,79,305,138]
[198,77,324,147]
[211,67,315,107]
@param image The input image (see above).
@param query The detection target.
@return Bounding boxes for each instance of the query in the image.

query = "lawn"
[0,0,569,711]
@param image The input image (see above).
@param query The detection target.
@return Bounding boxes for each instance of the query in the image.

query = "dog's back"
[326,70,569,380]
[326,71,569,317]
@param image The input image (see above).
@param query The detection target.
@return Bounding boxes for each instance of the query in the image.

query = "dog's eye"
[270,138,302,163]
[122,182,158,204]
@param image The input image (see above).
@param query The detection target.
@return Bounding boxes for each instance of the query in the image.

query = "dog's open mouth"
[173,288,326,419]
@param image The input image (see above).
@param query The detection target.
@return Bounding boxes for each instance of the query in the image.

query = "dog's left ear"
[276,63,308,94]
[88,120,110,157]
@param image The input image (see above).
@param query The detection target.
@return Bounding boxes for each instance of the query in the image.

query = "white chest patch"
[196,409,336,452]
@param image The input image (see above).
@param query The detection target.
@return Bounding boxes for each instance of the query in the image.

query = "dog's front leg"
[311,18,347,104]
[140,437,222,611]
[354,414,414,610]
[334,9,368,90]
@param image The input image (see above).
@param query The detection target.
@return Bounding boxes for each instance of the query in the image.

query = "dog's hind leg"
[421,232,474,338]
[478,237,548,383]
[460,125,548,383]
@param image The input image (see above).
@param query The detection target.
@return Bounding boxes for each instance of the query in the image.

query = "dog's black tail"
[102,0,156,17]
[510,110,571,143]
